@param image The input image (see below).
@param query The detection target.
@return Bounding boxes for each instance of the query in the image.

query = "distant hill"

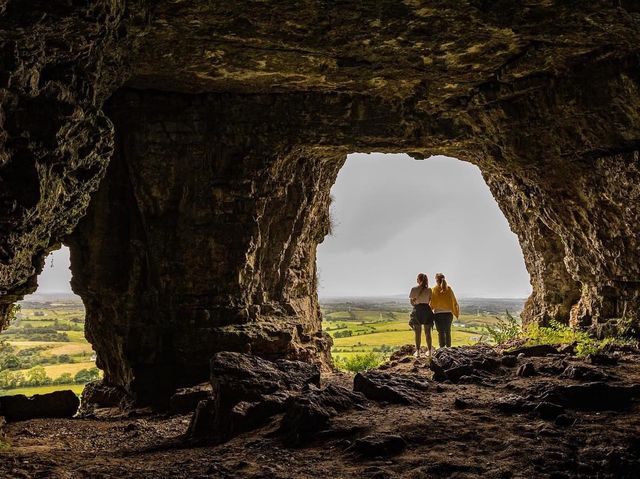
[19,293,83,306]
[320,295,525,315]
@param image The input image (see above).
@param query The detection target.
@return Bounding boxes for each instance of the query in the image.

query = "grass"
[10,361,95,381]
[0,384,85,397]
[41,342,93,356]
[325,310,493,368]
[332,327,480,348]
[42,361,95,379]
[64,330,86,341]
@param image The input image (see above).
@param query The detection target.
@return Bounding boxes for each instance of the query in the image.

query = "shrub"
[26,366,50,386]
[522,320,635,358]
[334,330,352,338]
[524,320,578,346]
[8,304,21,323]
[54,372,74,385]
[334,352,386,373]
[74,367,100,384]
[483,311,522,344]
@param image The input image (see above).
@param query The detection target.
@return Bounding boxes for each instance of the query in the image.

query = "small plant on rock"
[334,352,386,373]
[483,311,522,344]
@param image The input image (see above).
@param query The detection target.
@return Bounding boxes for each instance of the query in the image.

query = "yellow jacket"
[430,285,460,318]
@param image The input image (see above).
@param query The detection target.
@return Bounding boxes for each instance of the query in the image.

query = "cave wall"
[67,90,345,402]
[2,1,640,400]
[0,0,147,327]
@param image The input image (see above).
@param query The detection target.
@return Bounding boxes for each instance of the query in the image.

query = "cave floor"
[2,351,640,479]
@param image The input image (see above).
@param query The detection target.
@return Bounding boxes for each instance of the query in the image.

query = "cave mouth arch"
[316,152,531,299]
[316,153,532,362]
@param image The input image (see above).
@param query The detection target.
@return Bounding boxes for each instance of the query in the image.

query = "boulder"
[554,413,576,427]
[169,383,212,415]
[494,395,536,413]
[187,352,320,443]
[558,343,577,355]
[0,390,79,422]
[454,397,472,409]
[535,401,565,420]
[539,382,640,411]
[444,365,475,382]
[349,434,407,458]
[80,380,128,413]
[501,355,518,367]
[429,346,502,383]
[186,399,216,440]
[560,365,610,382]
[279,384,365,445]
[588,353,619,366]
[504,344,559,357]
[538,359,568,376]
[516,362,537,377]
[353,371,430,404]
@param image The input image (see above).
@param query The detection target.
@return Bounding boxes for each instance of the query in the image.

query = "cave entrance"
[316,153,531,369]
[0,246,98,398]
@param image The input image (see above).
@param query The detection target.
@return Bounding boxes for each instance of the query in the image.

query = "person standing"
[409,273,434,357]
[430,272,459,348]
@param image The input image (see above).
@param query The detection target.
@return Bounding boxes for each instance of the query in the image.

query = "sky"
[316,153,532,298]
[35,245,73,294]
[32,153,532,299]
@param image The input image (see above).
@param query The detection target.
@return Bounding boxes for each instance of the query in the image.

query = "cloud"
[317,153,531,298]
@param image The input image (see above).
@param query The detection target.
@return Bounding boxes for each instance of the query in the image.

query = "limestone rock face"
[1,1,640,400]
[66,90,342,402]
[0,1,147,324]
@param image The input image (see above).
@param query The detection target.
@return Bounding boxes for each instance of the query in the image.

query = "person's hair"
[435,272,447,293]
[417,273,429,291]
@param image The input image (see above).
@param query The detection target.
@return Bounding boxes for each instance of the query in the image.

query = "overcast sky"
[316,153,531,298]
[36,245,73,294]
[33,153,531,299]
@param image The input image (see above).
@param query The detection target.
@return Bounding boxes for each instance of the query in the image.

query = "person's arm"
[450,288,460,318]
[409,289,416,306]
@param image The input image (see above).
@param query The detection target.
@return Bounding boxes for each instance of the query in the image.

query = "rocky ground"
[2,345,640,479]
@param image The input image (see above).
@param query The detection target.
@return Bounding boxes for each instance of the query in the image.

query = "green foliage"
[73,367,100,384]
[54,373,74,385]
[0,343,56,371]
[8,304,21,323]
[2,326,70,342]
[481,314,635,358]
[482,311,522,344]
[334,352,386,373]
[334,329,353,338]
[522,320,634,358]
[26,366,49,386]
[524,320,578,346]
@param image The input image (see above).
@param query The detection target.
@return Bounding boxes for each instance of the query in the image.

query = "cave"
[1,2,640,475]
[2,0,639,403]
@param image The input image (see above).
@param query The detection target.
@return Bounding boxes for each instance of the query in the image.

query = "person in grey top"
[409,273,434,357]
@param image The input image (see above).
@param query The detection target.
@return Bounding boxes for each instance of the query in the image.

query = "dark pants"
[434,312,453,348]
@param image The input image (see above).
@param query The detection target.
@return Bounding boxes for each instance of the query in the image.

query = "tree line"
[0,366,100,390]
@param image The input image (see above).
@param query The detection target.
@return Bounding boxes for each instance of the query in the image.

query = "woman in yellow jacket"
[430,272,459,348]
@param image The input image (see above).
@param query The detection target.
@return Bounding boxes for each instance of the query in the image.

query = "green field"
[0,299,98,397]
[322,298,524,363]
[0,384,85,397]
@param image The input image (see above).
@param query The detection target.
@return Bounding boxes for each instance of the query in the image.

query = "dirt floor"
[2,347,640,479]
